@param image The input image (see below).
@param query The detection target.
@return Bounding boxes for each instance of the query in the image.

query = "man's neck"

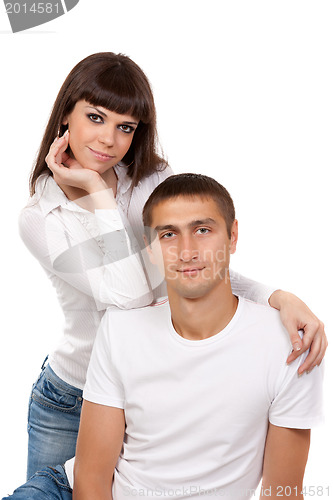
[167,280,238,341]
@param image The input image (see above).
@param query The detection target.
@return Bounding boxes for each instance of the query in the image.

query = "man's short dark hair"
[142,173,235,239]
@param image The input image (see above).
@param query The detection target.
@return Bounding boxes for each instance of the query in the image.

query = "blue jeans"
[2,465,72,499]
[27,360,83,479]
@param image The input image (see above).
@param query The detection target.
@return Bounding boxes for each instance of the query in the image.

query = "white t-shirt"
[66,296,324,499]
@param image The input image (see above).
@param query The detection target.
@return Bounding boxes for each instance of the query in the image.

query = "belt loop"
[41,355,49,370]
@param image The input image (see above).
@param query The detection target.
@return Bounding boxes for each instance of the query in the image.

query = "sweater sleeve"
[229,269,276,305]
[18,205,153,311]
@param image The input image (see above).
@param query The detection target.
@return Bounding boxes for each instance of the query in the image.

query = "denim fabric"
[27,362,83,480]
[2,465,72,499]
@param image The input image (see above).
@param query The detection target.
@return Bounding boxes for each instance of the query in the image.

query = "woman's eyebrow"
[122,121,139,126]
[85,105,107,117]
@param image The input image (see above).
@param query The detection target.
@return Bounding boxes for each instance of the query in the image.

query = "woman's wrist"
[268,289,287,310]
[85,176,108,194]
[89,188,117,210]
[73,188,117,212]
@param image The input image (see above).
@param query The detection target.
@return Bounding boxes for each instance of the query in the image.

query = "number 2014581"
[5,3,60,14]
[274,486,330,496]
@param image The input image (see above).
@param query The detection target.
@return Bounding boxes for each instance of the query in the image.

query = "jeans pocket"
[32,373,81,413]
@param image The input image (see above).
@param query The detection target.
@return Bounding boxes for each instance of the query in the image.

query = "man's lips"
[177,267,205,275]
[88,147,115,161]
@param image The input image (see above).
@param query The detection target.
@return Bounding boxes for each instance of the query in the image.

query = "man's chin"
[173,282,213,300]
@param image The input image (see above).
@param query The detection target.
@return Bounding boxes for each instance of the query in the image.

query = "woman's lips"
[88,147,115,162]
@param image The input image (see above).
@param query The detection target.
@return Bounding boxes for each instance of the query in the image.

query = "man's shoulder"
[239,297,291,348]
[104,297,170,332]
[242,297,280,320]
[99,298,170,354]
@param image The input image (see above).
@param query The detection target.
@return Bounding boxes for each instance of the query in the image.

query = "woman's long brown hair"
[30,52,168,196]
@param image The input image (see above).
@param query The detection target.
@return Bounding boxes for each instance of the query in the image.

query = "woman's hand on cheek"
[46,132,107,194]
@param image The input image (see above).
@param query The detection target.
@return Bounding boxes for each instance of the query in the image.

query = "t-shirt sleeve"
[269,352,324,429]
[83,310,125,409]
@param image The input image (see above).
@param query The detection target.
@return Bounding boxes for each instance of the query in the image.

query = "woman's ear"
[58,121,69,138]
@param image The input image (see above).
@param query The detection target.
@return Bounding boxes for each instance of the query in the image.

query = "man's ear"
[143,233,155,265]
[143,229,162,266]
[229,219,238,254]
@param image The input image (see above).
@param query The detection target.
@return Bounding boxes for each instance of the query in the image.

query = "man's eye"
[196,228,210,235]
[161,232,175,239]
[119,125,135,134]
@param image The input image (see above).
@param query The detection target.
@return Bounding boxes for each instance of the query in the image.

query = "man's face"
[148,196,238,300]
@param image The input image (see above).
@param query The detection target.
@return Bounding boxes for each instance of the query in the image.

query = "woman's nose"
[98,126,115,146]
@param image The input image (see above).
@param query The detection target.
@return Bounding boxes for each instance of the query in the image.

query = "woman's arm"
[230,271,327,373]
[229,268,276,305]
[19,203,152,311]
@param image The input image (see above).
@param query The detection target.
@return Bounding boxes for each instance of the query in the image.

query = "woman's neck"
[101,166,118,195]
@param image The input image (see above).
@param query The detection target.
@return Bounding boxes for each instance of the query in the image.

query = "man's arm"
[260,423,310,500]
[73,400,125,500]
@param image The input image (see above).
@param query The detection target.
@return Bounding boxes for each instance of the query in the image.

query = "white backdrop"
[0,0,332,496]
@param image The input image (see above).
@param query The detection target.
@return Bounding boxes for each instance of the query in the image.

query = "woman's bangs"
[80,73,151,122]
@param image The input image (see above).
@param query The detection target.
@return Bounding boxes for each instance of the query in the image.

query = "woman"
[19,52,326,479]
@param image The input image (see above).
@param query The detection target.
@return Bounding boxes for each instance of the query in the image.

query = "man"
[73,174,323,499]
[5,174,323,499]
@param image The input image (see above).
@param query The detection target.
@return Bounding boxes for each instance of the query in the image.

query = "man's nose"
[178,236,199,262]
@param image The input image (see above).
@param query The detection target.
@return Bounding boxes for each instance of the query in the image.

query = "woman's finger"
[298,334,327,375]
[46,132,70,170]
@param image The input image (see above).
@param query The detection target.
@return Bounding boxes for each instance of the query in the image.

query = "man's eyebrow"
[189,218,217,227]
[153,219,217,232]
[154,224,178,232]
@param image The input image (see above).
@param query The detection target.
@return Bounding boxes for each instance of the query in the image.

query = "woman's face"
[63,100,139,173]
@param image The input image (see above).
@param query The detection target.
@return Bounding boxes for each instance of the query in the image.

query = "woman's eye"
[119,124,135,134]
[87,114,103,123]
